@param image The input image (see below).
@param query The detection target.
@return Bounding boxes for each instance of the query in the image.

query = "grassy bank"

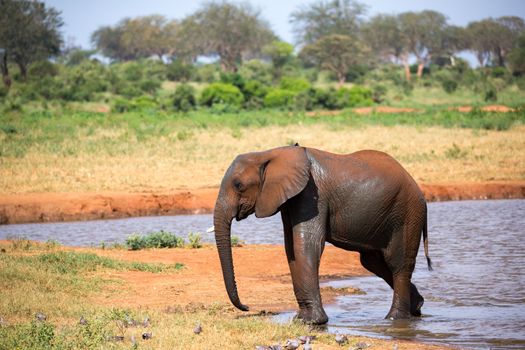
[1,106,524,194]
[0,240,441,350]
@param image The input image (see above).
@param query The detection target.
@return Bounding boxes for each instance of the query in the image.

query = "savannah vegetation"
[0,1,524,348]
[0,0,524,193]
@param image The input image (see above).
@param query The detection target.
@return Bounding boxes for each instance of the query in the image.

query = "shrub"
[28,60,59,79]
[371,84,388,103]
[242,80,267,99]
[173,84,197,112]
[112,96,157,113]
[125,231,184,250]
[312,87,339,110]
[484,84,498,102]
[263,88,296,109]
[336,86,373,107]
[187,232,202,249]
[220,72,245,91]
[166,60,194,82]
[194,64,220,83]
[138,78,161,94]
[200,83,244,107]
[238,59,273,84]
[442,79,458,94]
[279,76,311,92]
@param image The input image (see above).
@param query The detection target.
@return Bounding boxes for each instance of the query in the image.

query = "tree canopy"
[290,0,366,46]
[0,0,63,82]
[179,1,276,72]
[91,15,178,61]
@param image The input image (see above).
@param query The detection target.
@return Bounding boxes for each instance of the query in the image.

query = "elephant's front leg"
[282,209,328,325]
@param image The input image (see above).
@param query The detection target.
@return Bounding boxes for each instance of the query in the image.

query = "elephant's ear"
[255,147,311,218]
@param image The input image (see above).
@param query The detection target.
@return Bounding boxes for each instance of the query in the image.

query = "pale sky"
[44,0,525,49]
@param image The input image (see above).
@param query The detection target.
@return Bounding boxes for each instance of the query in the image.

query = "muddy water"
[1,199,524,349]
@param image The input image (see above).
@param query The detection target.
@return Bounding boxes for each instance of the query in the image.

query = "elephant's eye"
[233,180,244,192]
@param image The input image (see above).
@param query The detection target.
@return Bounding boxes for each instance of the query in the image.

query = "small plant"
[231,235,244,247]
[125,231,185,250]
[187,232,203,249]
[445,143,468,159]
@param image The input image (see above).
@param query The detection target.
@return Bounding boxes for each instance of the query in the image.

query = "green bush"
[371,84,388,103]
[138,78,161,94]
[194,64,220,83]
[125,231,184,250]
[28,60,59,79]
[312,87,339,110]
[173,84,197,112]
[220,72,245,91]
[200,83,244,107]
[238,59,273,84]
[166,60,194,82]
[442,79,458,94]
[112,96,157,113]
[264,88,296,109]
[279,76,311,92]
[336,86,373,107]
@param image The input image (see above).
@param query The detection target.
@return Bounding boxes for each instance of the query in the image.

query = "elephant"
[213,145,432,325]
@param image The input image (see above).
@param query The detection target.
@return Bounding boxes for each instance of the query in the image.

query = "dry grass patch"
[1,124,524,194]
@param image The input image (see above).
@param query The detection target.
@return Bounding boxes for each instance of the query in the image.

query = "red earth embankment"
[1,181,524,225]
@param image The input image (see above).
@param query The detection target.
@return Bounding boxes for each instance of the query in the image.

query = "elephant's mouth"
[236,204,254,221]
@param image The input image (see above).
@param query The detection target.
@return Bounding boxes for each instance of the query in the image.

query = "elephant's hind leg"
[361,251,424,318]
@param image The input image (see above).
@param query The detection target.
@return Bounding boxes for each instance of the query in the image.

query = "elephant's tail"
[423,205,433,271]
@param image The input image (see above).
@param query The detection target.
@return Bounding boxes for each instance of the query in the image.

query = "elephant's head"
[213,146,311,311]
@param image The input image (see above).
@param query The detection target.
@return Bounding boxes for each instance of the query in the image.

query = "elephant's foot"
[410,293,424,317]
[410,284,424,317]
[294,306,328,325]
[385,307,411,320]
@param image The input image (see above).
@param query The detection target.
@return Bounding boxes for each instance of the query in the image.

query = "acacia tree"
[180,1,275,72]
[290,0,366,46]
[262,41,294,81]
[91,15,179,61]
[398,10,449,79]
[0,0,63,83]
[466,17,524,67]
[299,34,368,85]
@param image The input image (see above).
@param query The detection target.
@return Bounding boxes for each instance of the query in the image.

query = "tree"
[398,10,449,79]
[290,0,366,46]
[508,34,525,74]
[362,14,405,64]
[466,17,525,67]
[299,34,368,85]
[91,15,179,61]
[179,1,275,72]
[0,0,63,83]
[262,41,294,81]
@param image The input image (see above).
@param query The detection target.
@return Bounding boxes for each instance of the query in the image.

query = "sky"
[44,0,525,49]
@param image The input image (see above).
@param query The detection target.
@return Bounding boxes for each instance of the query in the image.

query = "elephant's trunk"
[213,197,249,311]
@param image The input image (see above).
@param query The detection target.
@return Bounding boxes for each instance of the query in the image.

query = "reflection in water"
[1,199,524,349]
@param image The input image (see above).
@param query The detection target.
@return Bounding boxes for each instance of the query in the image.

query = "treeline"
[0,0,524,111]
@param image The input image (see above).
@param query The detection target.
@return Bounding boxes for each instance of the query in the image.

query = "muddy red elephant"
[213,145,432,324]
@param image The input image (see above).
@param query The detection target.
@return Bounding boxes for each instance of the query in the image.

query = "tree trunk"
[416,63,424,79]
[17,61,27,81]
[403,63,411,82]
[337,71,346,87]
[213,197,249,311]
[1,51,11,89]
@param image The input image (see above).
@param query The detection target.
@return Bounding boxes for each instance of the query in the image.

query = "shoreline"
[0,241,449,349]
[1,181,524,225]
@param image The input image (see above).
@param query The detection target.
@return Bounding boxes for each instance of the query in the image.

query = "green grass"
[0,246,183,321]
